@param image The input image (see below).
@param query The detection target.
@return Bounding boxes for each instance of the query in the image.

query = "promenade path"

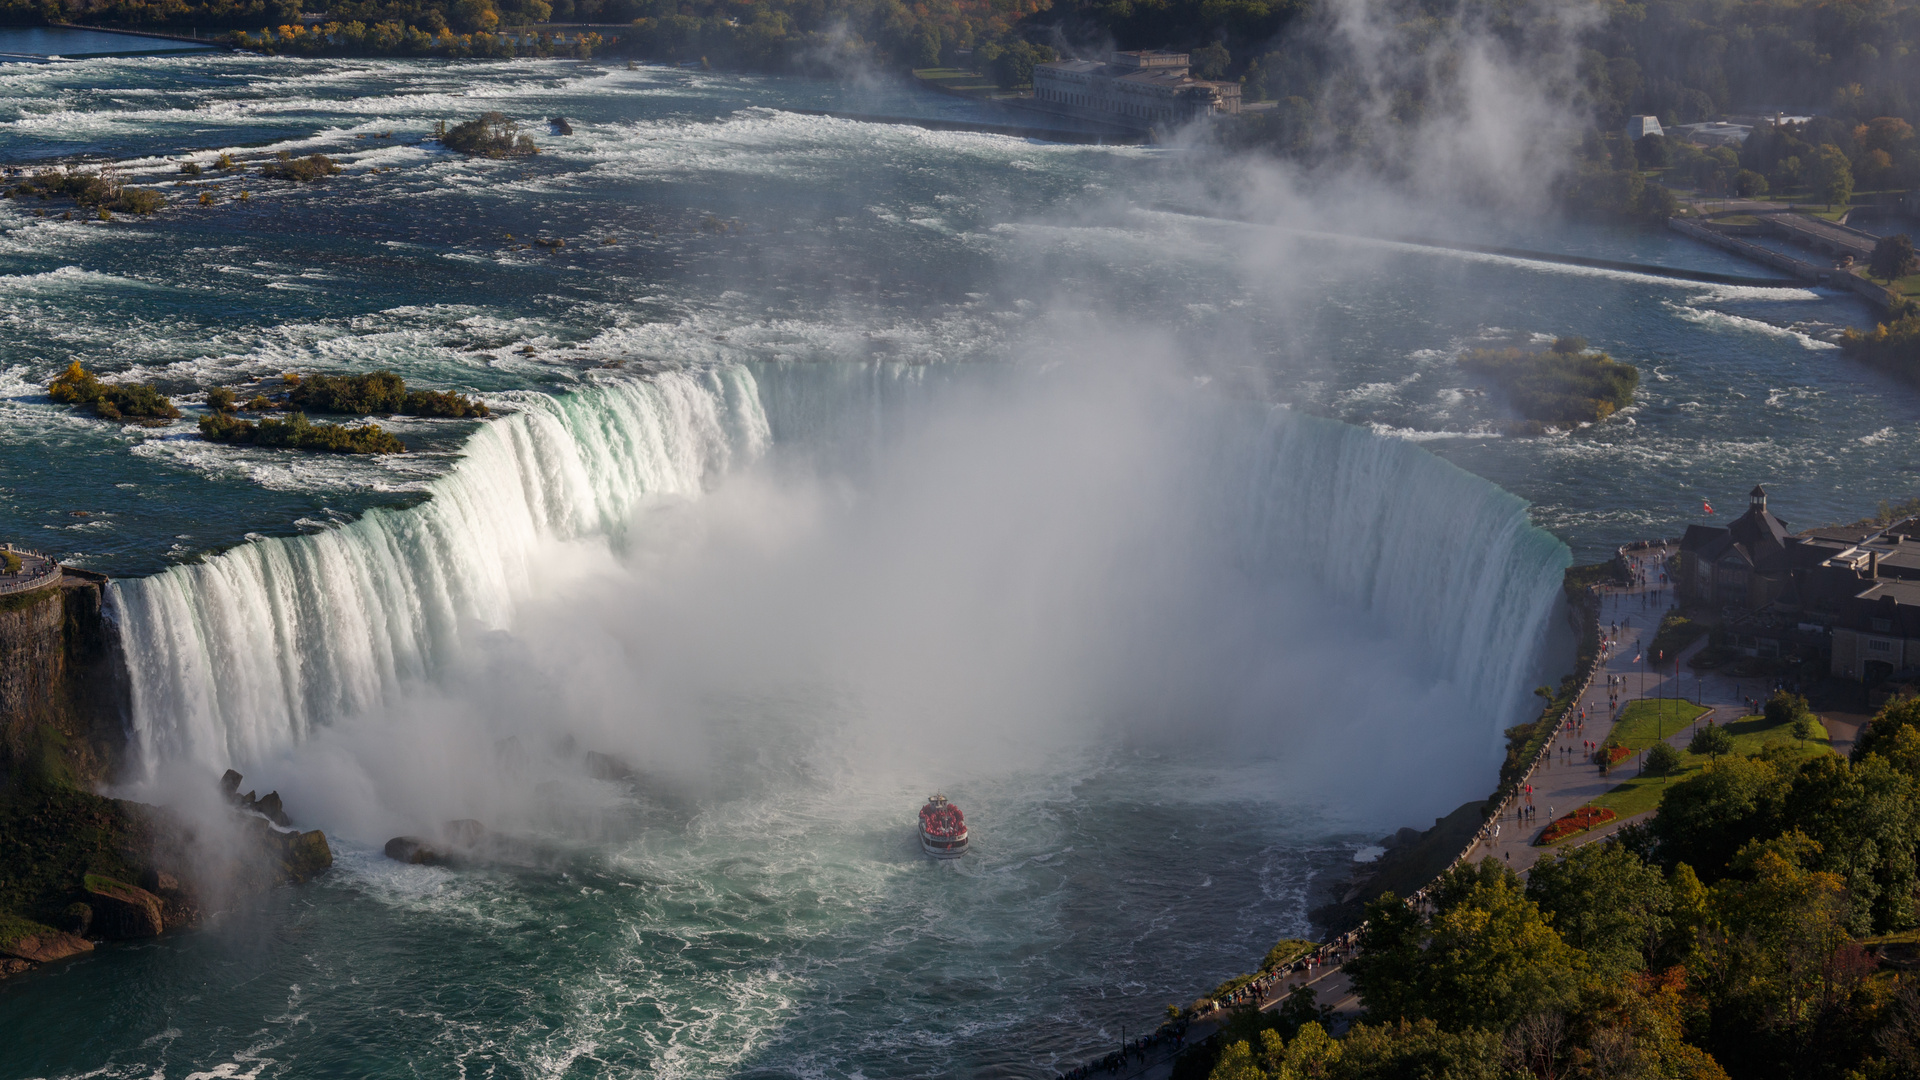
[1078,547,1854,1078]
[1466,546,1702,873]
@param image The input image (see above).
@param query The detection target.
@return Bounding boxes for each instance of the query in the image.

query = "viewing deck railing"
[0,548,62,597]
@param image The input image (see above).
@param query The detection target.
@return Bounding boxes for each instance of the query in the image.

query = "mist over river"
[0,50,1911,1080]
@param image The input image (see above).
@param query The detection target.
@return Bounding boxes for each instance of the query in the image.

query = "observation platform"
[1,545,64,597]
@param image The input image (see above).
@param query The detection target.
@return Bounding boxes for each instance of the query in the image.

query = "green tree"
[1779,753,1920,933]
[1526,840,1673,978]
[1853,695,1920,762]
[1331,1019,1509,1080]
[1645,741,1683,777]
[1869,234,1917,283]
[1735,168,1769,197]
[1191,42,1229,80]
[1689,720,1734,762]
[1811,144,1854,208]
[1651,754,1786,877]
[1352,860,1584,1031]
[1693,835,1863,1079]
[990,41,1047,90]
[1764,691,1812,728]
[1345,892,1427,1023]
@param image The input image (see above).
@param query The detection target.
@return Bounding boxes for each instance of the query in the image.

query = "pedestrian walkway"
[1461,545,1815,873]
[1091,547,1809,1077]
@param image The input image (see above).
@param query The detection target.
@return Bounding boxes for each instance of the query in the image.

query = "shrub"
[178,161,202,176]
[111,188,164,215]
[199,410,406,454]
[261,153,342,182]
[206,386,236,412]
[287,370,489,417]
[47,361,180,422]
[288,370,407,414]
[442,112,538,158]
[1644,742,1683,776]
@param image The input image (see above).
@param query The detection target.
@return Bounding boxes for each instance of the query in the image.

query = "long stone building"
[1675,485,1920,686]
[1030,51,1241,129]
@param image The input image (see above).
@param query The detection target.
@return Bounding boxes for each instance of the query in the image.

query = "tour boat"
[919,794,968,859]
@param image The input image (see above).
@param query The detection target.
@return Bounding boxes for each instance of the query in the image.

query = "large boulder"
[81,876,164,939]
[0,916,93,963]
[384,836,444,865]
[278,830,332,883]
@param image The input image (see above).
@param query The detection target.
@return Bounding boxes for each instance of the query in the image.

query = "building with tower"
[1675,484,1920,685]
[1677,486,1796,610]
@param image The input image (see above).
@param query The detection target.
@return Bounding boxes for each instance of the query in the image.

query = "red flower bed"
[1538,806,1616,845]
[1605,745,1633,765]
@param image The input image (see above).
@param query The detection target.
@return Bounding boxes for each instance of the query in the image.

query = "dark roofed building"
[1832,579,1920,683]
[1677,486,1796,610]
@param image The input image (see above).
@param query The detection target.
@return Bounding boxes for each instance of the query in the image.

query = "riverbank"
[0,569,333,983]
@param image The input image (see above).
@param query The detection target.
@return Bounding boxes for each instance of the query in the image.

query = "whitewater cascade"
[112,368,768,775]
[115,361,1568,778]
[749,361,1572,748]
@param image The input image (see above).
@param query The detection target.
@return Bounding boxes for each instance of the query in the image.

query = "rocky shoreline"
[0,568,334,983]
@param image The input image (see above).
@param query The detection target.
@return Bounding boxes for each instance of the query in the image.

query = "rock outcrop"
[384,836,444,865]
[0,916,93,964]
[82,875,164,939]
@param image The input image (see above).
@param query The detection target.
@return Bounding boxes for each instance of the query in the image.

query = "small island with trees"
[197,370,491,454]
[1458,336,1641,429]
[46,363,180,424]
[440,113,539,159]
[44,363,488,455]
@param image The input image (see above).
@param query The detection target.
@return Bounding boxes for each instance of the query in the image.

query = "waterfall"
[111,368,769,776]
[1211,404,1572,741]
[113,360,1568,779]
[747,360,1572,749]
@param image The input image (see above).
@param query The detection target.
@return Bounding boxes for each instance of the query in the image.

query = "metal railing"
[0,546,62,596]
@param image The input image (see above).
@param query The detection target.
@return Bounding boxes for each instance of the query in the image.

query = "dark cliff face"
[0,572,130,794]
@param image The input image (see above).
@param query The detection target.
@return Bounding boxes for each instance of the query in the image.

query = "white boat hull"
[921,828,969,859]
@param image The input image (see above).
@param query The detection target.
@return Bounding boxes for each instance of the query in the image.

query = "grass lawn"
[1881,271,1920,299]
[1609,698,1710,751]
[1581,712,1834,823]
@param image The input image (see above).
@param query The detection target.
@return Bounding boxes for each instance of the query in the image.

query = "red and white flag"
[1703,500,1714,514]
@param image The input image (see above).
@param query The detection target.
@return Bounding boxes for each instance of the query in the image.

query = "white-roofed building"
[1624,115,1663,140]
